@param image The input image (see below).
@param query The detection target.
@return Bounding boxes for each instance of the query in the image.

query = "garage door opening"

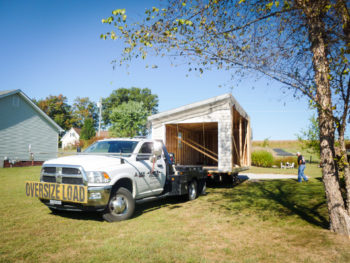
[165,122,218,167]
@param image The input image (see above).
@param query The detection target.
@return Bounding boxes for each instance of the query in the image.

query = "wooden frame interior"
[165,123,218,166]
[164,108,249,168]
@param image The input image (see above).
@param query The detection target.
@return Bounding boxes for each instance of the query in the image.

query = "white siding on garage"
[0,93,59,161]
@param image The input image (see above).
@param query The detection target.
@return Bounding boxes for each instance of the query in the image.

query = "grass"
[1,166,350,262]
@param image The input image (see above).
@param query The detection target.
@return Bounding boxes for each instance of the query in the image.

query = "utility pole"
[97,98,102,137]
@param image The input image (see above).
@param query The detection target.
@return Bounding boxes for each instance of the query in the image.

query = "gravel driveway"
[238,173,298,180]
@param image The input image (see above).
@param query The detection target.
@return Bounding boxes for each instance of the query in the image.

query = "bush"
[251,151,274,167]
[274,156,298,167]
[80,118,96,140]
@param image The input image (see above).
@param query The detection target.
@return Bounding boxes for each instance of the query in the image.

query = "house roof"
[0,89,64,132]
[148,93,249,122]
[73,128,82,135]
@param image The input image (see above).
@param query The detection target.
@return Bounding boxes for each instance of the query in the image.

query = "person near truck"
[297,152,308,183]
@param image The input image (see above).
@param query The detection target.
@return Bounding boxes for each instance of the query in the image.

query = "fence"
[0,151,77,168]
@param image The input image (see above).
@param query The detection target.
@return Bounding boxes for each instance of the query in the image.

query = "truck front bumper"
[40,185,112,212]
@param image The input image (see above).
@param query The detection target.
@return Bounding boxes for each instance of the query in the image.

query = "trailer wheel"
[188,180,198,201]
[103,187,135,222]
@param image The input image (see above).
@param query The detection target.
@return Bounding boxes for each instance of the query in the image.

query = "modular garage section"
[148,93,251,175]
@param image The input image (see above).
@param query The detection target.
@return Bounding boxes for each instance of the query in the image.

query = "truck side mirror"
[152,141,163,157]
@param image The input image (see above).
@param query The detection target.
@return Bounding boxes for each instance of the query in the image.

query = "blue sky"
[0,0,325,140]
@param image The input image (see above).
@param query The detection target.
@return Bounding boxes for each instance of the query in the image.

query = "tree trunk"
[338,129,350,215]
[336,0,350,216]
[300,0,350,235]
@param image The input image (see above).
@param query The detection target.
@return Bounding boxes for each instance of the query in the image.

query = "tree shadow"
[255,182,329,228]
[209,180,329,229]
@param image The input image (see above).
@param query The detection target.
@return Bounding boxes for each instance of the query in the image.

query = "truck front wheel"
[188,180,198,201]
[103,187,135,222]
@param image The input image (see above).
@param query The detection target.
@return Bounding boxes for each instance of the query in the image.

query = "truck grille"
[62,177,83,184]
[42,175,56,183]
[41,166,85,185]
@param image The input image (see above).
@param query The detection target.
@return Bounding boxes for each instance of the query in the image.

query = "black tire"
[188,180,198,201]
[103,187,135,222]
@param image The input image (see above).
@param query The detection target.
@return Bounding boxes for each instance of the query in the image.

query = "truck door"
[135,142,166,195]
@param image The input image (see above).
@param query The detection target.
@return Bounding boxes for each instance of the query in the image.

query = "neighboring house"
[0,89,64,167]
[61,128,81,149]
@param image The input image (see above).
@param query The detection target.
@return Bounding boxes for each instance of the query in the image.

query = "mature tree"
[109,101,150,137]
[102,0,350,234]
[71,97,98,128]
[102,87,158,126]
[35,94,73,131]
[80,118,96,140]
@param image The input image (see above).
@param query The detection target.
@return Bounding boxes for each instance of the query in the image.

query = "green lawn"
[1,166,350,263]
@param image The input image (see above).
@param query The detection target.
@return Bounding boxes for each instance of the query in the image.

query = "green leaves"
[102,88,158,126]
[112,9,126,16]
[176,19,193,26]
[109,101,150,137]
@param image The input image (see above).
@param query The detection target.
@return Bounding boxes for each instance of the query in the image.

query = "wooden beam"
[186,137,218,157]
[242,128,248,165]
[231,135,240,166]
[239,116,242,165]
[178,137,218,163]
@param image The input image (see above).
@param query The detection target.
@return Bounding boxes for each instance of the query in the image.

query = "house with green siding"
[0,90,64,167]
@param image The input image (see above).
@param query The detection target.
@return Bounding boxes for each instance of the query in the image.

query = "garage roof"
[148,93,249,122]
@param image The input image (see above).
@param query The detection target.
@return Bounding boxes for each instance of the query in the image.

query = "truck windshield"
[84,141,139,156]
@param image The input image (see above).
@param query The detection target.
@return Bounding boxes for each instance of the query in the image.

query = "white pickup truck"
[27,138,206,222]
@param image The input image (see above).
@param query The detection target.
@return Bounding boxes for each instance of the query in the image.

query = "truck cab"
[37,138,205,221]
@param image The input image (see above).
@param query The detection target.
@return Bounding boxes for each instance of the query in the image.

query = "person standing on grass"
[297,152,308,183]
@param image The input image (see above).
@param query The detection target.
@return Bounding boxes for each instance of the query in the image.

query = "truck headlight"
[86,171,111,183]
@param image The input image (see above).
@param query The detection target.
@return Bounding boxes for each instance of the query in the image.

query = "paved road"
[273,148,294,156]
[238,173,298,180]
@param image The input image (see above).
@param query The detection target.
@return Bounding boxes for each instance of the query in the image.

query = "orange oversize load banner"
[25,181,88,204]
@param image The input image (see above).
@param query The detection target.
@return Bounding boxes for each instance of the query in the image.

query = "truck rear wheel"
[188,180,198,201]
[103,187,135,222]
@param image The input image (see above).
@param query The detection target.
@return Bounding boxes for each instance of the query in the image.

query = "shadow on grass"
[49,209,104,222]
[133,197,185,218]
[208,179,329,229]
[256,182,328,228]
[48,196,186,222]
[207,177,247,189]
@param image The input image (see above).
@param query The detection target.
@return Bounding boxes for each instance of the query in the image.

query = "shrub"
[251,151,274,167]
[274,156,298,167]
[80,118,96,140]
[78,140,85,148]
